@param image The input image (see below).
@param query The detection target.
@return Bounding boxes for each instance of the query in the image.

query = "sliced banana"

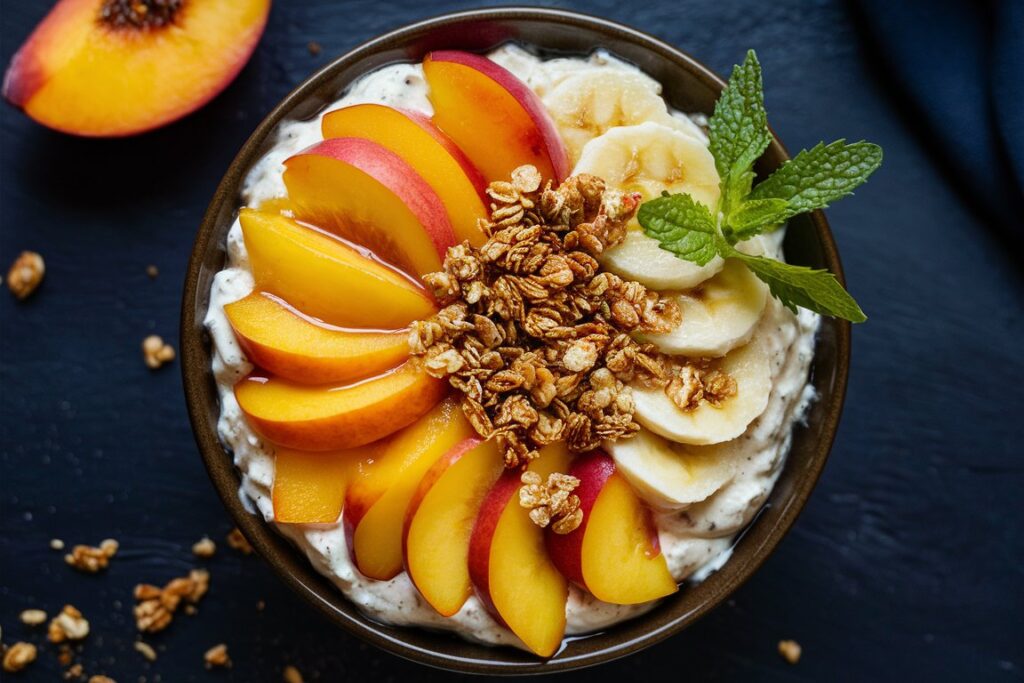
[632,337,772,446]
[638,259,769,358]
[573,122,723,290]
[607,429,736,510]
[544,71,701,164]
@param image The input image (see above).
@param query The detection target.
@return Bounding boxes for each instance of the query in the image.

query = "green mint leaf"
[637,193,719,266]
[727,249,866,322]
[750,140,883,216]
[708,50,773,214]
[727,198,790,239]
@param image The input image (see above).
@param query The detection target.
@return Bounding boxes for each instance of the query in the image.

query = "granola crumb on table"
[6,251,45,300]
[48,605,90,643]
[204,643,231,669]
[19,608,47,626]
[2,642,37,673]
[226,527,253,554]
[65,538,119,573]
[134,640,158,662]
[778,639,802,664]
[133,568,210,634]
[283,665,304,683]
[192,536,217,558]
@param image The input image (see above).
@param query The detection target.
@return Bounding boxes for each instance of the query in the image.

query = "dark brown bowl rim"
[181,6,850,675]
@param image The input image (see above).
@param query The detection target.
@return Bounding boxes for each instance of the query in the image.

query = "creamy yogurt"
[205,44,819,651]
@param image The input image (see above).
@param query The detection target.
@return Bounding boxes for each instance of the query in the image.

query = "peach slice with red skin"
[546,451,678,605]
[3,0,270,136]
[272,447,370,524]
[468,443,572,657]
[321,104,489,246]
[234,361,446,452]
[403,438,504,616]
[239,208,434,330]
[224,292,410,384]
[343,400,475,580]
[283,138,457,276]
[423,50,570,183]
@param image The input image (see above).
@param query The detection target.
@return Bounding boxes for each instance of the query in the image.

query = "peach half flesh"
[233,361,446,452]
[545,451,677,605]
[283,138,457,277]
[321,104,488,247]
[224,292,410,385]
[423,50,570,183]
[3,0,270,136]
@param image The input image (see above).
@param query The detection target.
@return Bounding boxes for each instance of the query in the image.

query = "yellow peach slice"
[272,447,370,524]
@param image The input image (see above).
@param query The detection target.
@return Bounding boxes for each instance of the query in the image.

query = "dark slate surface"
[1,1,1021,680]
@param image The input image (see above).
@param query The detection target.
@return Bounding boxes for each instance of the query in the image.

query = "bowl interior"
[182,7,849,675]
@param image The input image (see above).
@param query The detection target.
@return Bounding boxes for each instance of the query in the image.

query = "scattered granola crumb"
[256,600,266,612]
[283,665,303,683]
[307,41,321,56]
[778,639,802,664]
[65,538,119,573]
[146,265,159,279]
[133,569,209,633]
[134,641,157,662]
[204,644,231,669]
[50,538,65,550]
[142,335,175,370]
[519,471,583,533]
[89,676,116,683]
[65,662,84,679]
[183,604,198,616]
[6,251,45,300]
[191,536,216,558]
[57,644,73,666]
[48,604,90,643]
[19,608,47,626]
[226,528,253,555]
[2,642,37,673]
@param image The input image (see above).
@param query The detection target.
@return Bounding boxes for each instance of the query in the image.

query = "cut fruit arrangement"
[208,46,868,658]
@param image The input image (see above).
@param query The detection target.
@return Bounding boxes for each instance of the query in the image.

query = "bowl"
[181,6,850,675]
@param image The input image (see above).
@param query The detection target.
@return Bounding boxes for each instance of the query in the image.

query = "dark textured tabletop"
[2,1,1022,681]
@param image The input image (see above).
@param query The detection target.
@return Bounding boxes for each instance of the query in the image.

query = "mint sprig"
[637,50,880,323]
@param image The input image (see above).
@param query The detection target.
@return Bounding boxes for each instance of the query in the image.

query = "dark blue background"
[2,1,1022,681]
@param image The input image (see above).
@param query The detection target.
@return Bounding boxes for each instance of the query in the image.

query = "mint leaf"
[708,50,773,214]
[727,249,867,322]
[750,140,883,216]
[727,198,790,239]
[637,193,718,266]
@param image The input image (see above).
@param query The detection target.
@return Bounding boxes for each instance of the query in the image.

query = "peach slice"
[283,138,456,276]
[272,447,369,524]
[403,438,504,616]
[234,361,446,452]
[321,104,488,246]
[343,400,475,580]
[423,51,570,183]
[239,208,434,329]
[224,292,409,384]
[3,0,270,137]
[546,451,677,605]
[468,443,572,657]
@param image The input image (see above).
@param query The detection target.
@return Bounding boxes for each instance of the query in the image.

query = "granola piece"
[65,663,84,679]
[518,471,583,534]
[283,665,304,683]
[307,41,322,56]
[133,569,209,633]
[89,676,116,683]
[2,642,37,672]
[50,538,65,550]
[204,644,231,669]
[226,527,253,554]
[65,538,118,573]
[778,639,802,664]
[6,251,44,300]
[19,608,47,625]
[142,335,175,369]
[192,536,216,558]
[48,605,90,642]
[146,265,159,279]
[133,641,157,662]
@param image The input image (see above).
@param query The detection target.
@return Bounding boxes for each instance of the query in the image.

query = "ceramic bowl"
[181,7,850,675]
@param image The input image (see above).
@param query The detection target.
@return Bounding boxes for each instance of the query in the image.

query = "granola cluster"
[410,166,681,469]
[519,471,583,534]
[133,568,209,633]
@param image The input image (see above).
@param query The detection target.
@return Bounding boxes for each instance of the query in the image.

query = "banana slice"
[607,429,736,510]
[544,71,701,164]
[573,122,723,290]
[638,259,769,357]
[632,337,771,446]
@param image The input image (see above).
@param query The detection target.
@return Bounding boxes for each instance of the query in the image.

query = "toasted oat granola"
[133,568,209,634]
[2,642,37,673]
[48,605,90,643]
[519,470,583,534]
[65,538,119,573]
[204,643,231,669]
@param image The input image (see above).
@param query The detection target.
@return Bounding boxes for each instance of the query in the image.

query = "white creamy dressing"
[205,44,819,650]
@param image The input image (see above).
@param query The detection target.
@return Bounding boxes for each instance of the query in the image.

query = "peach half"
[546,451,677,605]
[224,292,409,384]
[3,0,270,137]
[272,446,369,524]
[239,208,434,330]
[234,360,446,452]
[343,400,475,581]
[283,138,456,277]
[468,443,572,657]
[423,50,570,183]
[321,104,488,246]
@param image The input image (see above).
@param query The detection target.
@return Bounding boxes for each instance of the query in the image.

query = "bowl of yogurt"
[182,7,850,674]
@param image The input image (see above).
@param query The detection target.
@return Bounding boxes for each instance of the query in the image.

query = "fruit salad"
[205,44,819,656]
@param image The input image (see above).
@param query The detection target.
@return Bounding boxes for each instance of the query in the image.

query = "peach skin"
[239,208,435,330]
[3,0,270,136]
[546,451,678,605]
[423,50,570,183]
[321,104,489,246]
[233,361,446,452]
[283,138,457,276]
[224,292,410,384]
